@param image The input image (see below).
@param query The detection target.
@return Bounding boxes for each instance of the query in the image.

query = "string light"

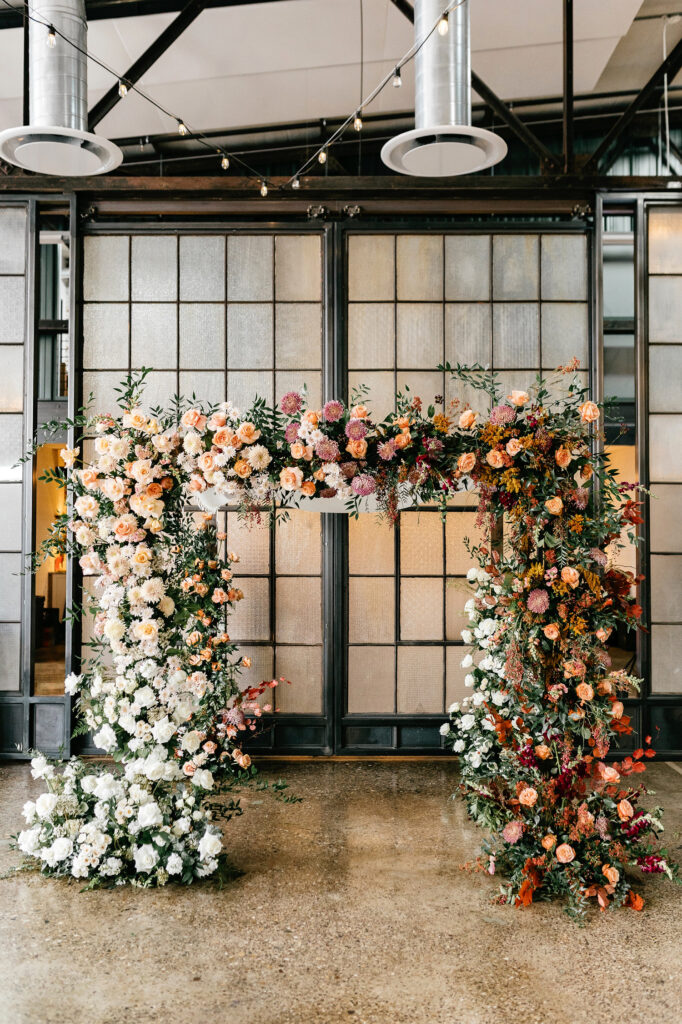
[177,120,188,136]
[353,114,363,132]
[292,177,301,189]
[118,80,128,98]
[318,149,327,164]
[46,24,56,47]
[392,67,402,88]
[260,181,268,197]
[437,15,449,35]
[220,154,229,170]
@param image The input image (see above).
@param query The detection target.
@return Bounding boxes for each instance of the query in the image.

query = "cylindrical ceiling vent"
[0,0,122,175]
[382,0,506,176]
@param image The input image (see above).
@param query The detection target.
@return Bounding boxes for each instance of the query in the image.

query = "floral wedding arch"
[16,362,677,918]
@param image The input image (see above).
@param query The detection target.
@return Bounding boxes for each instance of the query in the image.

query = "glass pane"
[83,303,129,369]
[400,578,443,640]
[348,303,394,369]
[400,512,443,575]
[227,235,273,300]
[0,207,26,273]
[228,371,273,412]
[227,511,271,574]
[179,235,225,301]
[131,304,177,369]
[131,235,177,301]
[179,371,225,407]
[83,235,129,301]
[275,303,322,369]
[650,415,682,482]
[82,371,123,417]
[648,277,682,343]
[541,303,589,369]
[0,277,25,345]
[275,235,321,301]
[0,483,22,550]
[396,235,443,301]
[0,622,20,691]
[446,585,470,641]
[650,625,682,694]
[348,235,394,300]
[493,303,540,368]
[275,577,322,643]
[603,243,634,319]
[32,445,66,695]
[396,303,443,368]
[348,578,394,642]
[650,485,682,552]
[395,370,443,410]
[227,304,273,369]
[179,304,225,369]
[445,512,479,574]
[492,235,538,300]
[649,208,682,274]
[444,303,491,366]
[0,345,23,412]
[275,371,322,411]
[274,645,323,713]
[347,646,395,713]
[349,514,394,575]
[0,415,23,482]
[650,556,682,622]
[397,646,443,713]
[137,372,178,411]
[0,552,21,620]
[275,511,321,574]
[236,644,274,702]
[347,370,395,420]
[445,372,492,415]
[446,646,474,706]
[649,346,682,412]
[229,576,270,641]
[541,234,587,300]
[444,235,490,300]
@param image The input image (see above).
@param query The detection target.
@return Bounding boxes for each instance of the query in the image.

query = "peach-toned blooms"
[74,495,100,519]
[346,438,368,458]
[597,678,614,695]
[545,496,563,515]
[486,449,505,469]
[396,416,410,430]
[576,682,594,702]
[561,566,580,588]
[207,411,226,430]
[600,765,621,784]
[290,442,306,459]
[301,481,316,497]
[595,627,611,643]
[617,799,634,821]
[542,623,560,641]
[508,390,529,407]
[129,459,154,484]
[555,446,572,468]
[212,427,236,449]
[59,446,80,468]
[394,433,411,450]
[279,466,304,491]
[79,467,99,489]
[101,477,126,502]
[578,400,600,423]
[459,409,477,430]
[233,459,252,479]
[302,410,319,428]
[132,620,159,641]
[197,452,215,473]
[457,452,476,473]
[610,701,624,720]
[122,407,148,431]
[555,843,576,864]
[506,437,523,456]
[211,588,228,605]
[541,835,557,851]
[535,744,551,760]
[236,421,260,444]
[189,475,207,492]
[113,514,138,539]
[351,404,369,420]
[518,786,538,807]
[181,409,208,431]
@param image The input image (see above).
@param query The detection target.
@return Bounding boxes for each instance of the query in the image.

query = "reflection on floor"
[33,644,65,696]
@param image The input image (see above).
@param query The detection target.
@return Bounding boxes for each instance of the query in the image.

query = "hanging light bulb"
[392,68,402,88]
[118,81,128,98]
[292,177,301,189]
[318,149,327,164]
[260,181,268,197]
[437,15,449,35]
[46,25,56,47]
[220,154,229,170]
[177,120,188,136]
[353,113,363,132]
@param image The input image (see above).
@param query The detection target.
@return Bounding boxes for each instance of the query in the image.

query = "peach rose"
[486,449,505,469]
[578,401,600,424]
[182,409,207,431]
[396,416,410,430]
[346,438,368,458]
[602,864,620,886]
[59,446,80,468]
[508,390,529,407]
[303,445,314,461]
[290,442,306,460]
[213,427,236,449]
[506,437,522,457]
[241,656,252,669]
[80,467,99,489]
[518,786,538,807]
[561,566,580,589]
[189,475,206,492]
[183,762,196,776]
[457,452,476,474]
[576,682,594,702]
[617,799,634,821]
[351,404,369,420]
[541,835,556,851]
[147,519,163,534]
[113,514,137,539]
[237,421,260,444]
[233,458,252,479]
[123,408,148,431]
[555,447,572,469]
[535,744,551,760]
[597,678,613,696]
[75,495,99,519]
[302,410,319,428]
[458,410,477,430]
[131,545,152,567]
[197,452,214,473]
[595,627,611,643]
[207,412,226,430]
[279,466,304,492]
[543,623,560,641]
[133,619,158,641]
[545,496,563,515]
[101,477,126,502]
[146,482,163,498]
[610,701,624,720]
[601,766,620,784]
[393,432,410,450]
[555,843,575,864]
[211,588,228,604]
[301,481,316,497]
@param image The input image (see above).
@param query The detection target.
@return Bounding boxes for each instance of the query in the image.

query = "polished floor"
[1,760,681,1024]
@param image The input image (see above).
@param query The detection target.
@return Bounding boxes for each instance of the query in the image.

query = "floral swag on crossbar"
[15,360,678,919]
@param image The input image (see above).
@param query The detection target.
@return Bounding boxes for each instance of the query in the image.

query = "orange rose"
[301,481,316,497]
[485,449,504,469]
[518,786,538,807]
[561,566,580,589]
[458,409,476,430]
[181,409,207,431]
[161,476,174,490]
[535,744,551,760]
[617,799,634,821]
[146,482,163,498]
[113,514,138,539]
[396,416,410,430]
[457,452,476,473]
[313,469,325,481]
[541,834,556,851]
[506,437,522,456]
[233,458,252,479]
[597,678,613,696]
[80,467,99,489]
[346,439,368,458]
[211,588,229,604]
[555,447,572,469]
[576,682,594,702]
[351,404,369,420]
[545,496,563,515]
[610,701,624,720]
[237,422,260,444]
[543,623,560,641]
[600,766,620,783]
[555,843,575,864]
[508,390,529,407]
[578,401,600,424]
[213,427,236,449]
[302,410,319,428]
[603,863,620,888]
[290,442,306,460]
[394,433,411,450]
[241,656,252,669]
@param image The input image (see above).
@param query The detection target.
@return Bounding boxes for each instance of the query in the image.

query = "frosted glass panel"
[179,372,224,407]
[397,646,443,713]
[227,511,271,574]
[131,304,177,368]
[227,235,273,300]
[445,372,492,415]
[541,235,588,300]
[348,578,394,642]
[396,303,443,368]
[446,646,476,706]
[179,235,225,300]
[276,577,322,643]
[348,371,395,420]
[650,556,682,622]
[400,578,443,640]
[275,304,322,369]
[444,235,490,300]
[348,235,394,300]
[0,346,23,412]
[0,622,20,691]
[347,646,395,713]
[139,372,178,411]
[275,235,321,301]
[131,235,177,301]
[229,577,270,641]
[236,645,274,697]
[445,512,479,574]
[446,586,470,641]
[650,416,682,481]
[650,485,682,551]
[541,303,589,369]
[275,511,321,574]
[493,304,540,367]
[0,483,22,550]
[83,236,129,301]
[348,303,394,369]
[651,625,682,693]
[493,235,538,300]
[395,370,443,409]
[179,305,225,368]
[274,645,322,713]
[396,235,443,301]
[349,514,394,575]
[444,304,491,366]
[0,553,21,619]
[400,512,442,575]
[228,372,273,411]
[227,304,273,369]
[649,277,682,343]
[649,209,682,274]
[649,346,682,412]
[0,207,26,274]
[82,372,122,417]
[0,277,25,345]
[83,304,128,369]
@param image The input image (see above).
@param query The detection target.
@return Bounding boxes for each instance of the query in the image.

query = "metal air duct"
[381,0,506,176]
[0,0,122,175]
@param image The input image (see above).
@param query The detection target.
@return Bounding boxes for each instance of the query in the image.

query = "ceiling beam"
[0,0,294,30]
[88,0,206,129]
[583,35,682,173]
[563,0,573,173]
[387,0,560,171]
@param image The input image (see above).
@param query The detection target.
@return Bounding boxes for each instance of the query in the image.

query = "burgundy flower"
[345,418,368,441]
[319,487,338,499]
[322,399,344,423]
[527,588,550,614]
[280,391,303,415]
[572,487,589,510]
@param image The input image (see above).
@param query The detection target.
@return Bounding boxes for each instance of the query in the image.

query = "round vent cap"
[381,124,507,177]
[0,125,122,176]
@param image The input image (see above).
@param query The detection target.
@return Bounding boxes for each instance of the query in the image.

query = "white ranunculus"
[172,816,190,836]
[460,714,476,731]
[30,755,54,780]
[448,702,460,714]
[35,792,58,818]
[51,836,73,862]
[133,685,155,709]
[491,690,508,706]
[460,629,473,644]
[17,827,41,854]
[181,730,201,754]
[192,769,213,790]
[93,773,120,800]
[198,831,222,861]
[94,724,117,751]
[151,716,176,744]
[64,672,82,695]
[453,739,466,753]
[118,712,137,734]
[464,674,475,688]
[439,722,450,736]
[468,751,482,768]
[166,853,183,875]
[133,843,159,873]
[22,800,36,823]
[145,760,166,782]
[80,774,98,794]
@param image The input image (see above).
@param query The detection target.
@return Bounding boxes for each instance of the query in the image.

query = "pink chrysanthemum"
[502,820,524,844]
[280,391,303,416]
[490,404,516,425]
[284,421,300,443]
[322,399,344,422]
[527,588,550,614]
[378,439,397,461]
[315,438,340,462]
[351,473,376,497]
[345,418,368,441]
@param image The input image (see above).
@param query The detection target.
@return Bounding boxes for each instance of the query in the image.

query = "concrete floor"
[1,760,681,1024]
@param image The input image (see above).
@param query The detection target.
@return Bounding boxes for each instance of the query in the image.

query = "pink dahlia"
[502,820,524,844]
[322,399,344,423]
[280,391,303,416]
[284,421,300,443]
[490,404,516,425]
[351,473,376,497]
[527,588,550,614]
[378,439,397,461]
[315,438,340,462]
[345,418,368,441]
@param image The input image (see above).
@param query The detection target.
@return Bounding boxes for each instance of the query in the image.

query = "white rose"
[460,629,473,644]
[181,730,201,754]
[439,723,450,736]
[94,724,117,751]
[151,716,176,744]
[464,674,475,688]
[461,654,473,669]
[173,700,195,723]
[198,831,222,861]
[491,691,508,706]
[64,673,82,696]
[166,853,183,875]
[51,837,73,862]
[453,739,466,753]
[137,802,163,828]
[133,685,155,708]
[133,843,159,873]
[145,761,166,782]
[468,751,482,768]
[172,817,191,836]
[81,774,98,794]
[192,769,214,790]
[18,827,41,854]
[460,714,476,731]
[93,772,120,800]
[448,702,460,714]
[30,755,53,780]
[466,567,478,581]
[34,792,59,819]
